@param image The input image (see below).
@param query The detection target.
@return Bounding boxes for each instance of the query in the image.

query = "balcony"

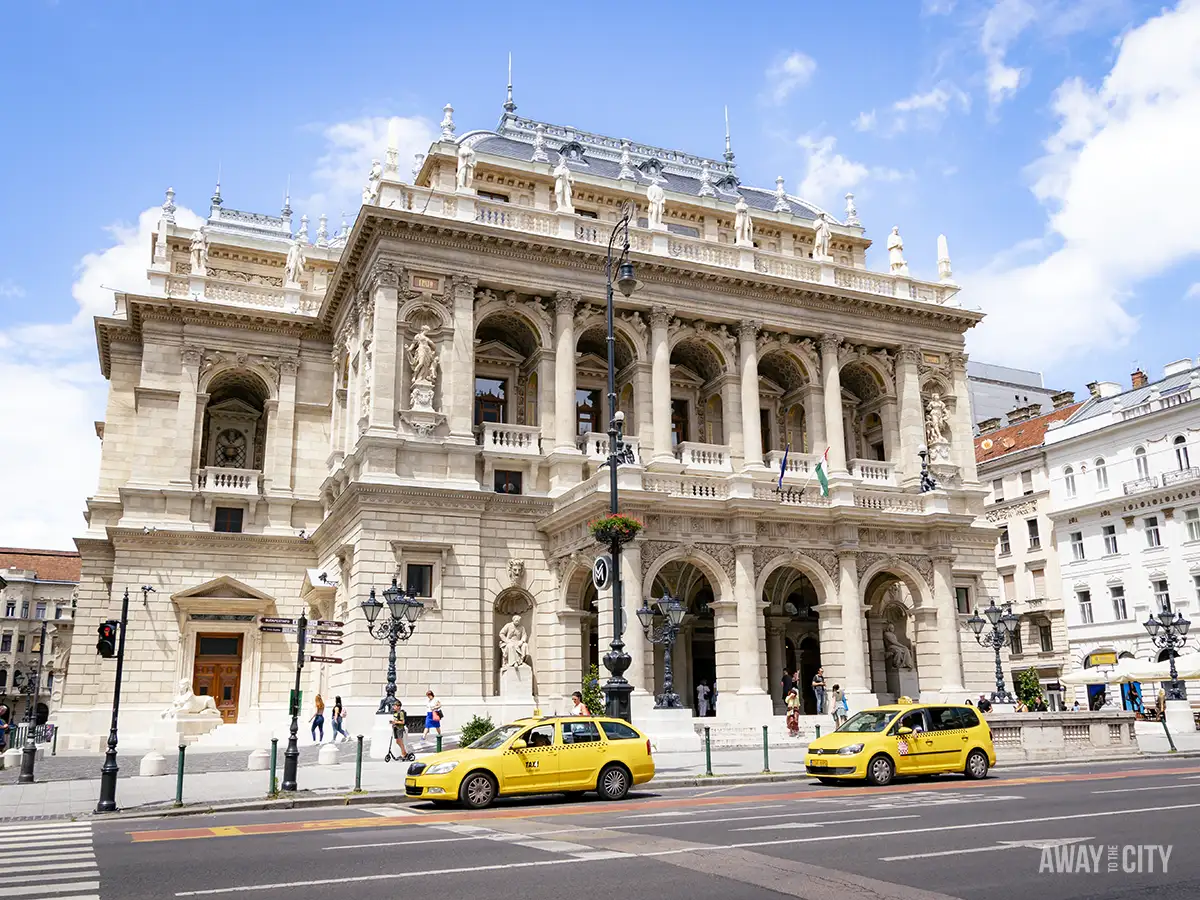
[645,475,730,500]
[1163,467,1200,487]
[480,423,541,457]
[163,274,322,315]
[578,432,640,465]
[1123,475,1159,495]
[849,458,898,487]
[766,449,819,477]
[674,442,733,473]
[198,467,261,497]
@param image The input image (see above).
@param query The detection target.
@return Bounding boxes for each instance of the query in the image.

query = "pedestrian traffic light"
[96,620,119,658]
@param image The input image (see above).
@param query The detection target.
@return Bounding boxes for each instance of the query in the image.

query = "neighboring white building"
[975,396,1082,709]
[1044,362,1200,709]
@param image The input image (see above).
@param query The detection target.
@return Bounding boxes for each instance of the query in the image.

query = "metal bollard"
[1161,715,1178,753]
[354,735,364,792]
[815,724,821,740]
[174,744,186,807]
[269,738,279,796]
[762,724,770,773]
[436,733,443,753]
[51,727,58,757]
[703,726,713,777]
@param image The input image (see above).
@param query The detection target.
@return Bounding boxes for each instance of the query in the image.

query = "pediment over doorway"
[171,575,276,617]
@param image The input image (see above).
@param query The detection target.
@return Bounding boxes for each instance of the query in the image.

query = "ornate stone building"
[60,96,1000,750]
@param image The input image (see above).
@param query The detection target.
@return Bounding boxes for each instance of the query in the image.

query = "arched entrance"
[864,572,921,702]
[762,566,821,713]
[651,560,716,715]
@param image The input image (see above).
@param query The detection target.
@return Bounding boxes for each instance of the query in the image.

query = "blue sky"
[2,0,1199,548]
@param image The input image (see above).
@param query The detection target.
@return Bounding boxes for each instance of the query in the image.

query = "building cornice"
[1048,483,1200,523]
[106,527,316,556]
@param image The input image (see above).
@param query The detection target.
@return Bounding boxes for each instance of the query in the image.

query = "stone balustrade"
[480,423,542,456]
[675,441,733,473]
[198,467,261,496]
[644,474,730,500]
[985,710,1138,762]
[850,458,898,486]
[578,432,640,464]
[853,490,923,513]
[766,449,819,477]
[165,273,322,315]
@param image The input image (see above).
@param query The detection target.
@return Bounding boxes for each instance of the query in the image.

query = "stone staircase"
[693,715,829,749]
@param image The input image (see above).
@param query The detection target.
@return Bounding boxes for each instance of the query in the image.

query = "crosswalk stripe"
[12,872,100,885]
[0,822,92,834]
[10,862,99,876]
[8,883,100,897]
[0,852,95,865]
[0,839,93,852]
[0,830,92,842]
[22,896,98,900]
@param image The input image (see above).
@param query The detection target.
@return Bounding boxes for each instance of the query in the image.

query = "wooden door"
[192,634,243,724]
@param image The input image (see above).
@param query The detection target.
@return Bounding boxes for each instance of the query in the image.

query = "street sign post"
[258,625,284,634]
[260,617,295,625]
[309,655,343,664]
[309,637,343,646]
[315,620,345,628]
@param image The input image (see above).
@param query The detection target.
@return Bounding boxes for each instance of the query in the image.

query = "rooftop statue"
[553,154,574,214]
[812,212,832,260]
[362,158,382,204]
[887,226,908,274]
[190,229,208,277]
[646,181,666,231]
[456,142,476,191]
[285,235,306,286]
[734,196,753,246]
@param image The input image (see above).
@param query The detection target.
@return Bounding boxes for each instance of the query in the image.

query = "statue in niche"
[925,392,950,444]
[887,226,908,274]
[162,678,221,718]
[498,614,529,670]
[456,142,476,191]
[734,195,753,245]
[190,229,208,276]
[408,325,439,385]
[812,212,832,260]
[646,181,666,230]
[553,154,574,213]
[284,235,306,286]
[882,622,914,670]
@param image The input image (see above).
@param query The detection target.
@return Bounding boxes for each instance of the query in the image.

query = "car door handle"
[961,736,969,741]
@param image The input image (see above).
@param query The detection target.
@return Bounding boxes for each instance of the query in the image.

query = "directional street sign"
[260,617,295,625]
[258,625,284,634]
[309,655,343,664]
[309,637,343,646]
[313,629,343,637]
[315,620,344,628]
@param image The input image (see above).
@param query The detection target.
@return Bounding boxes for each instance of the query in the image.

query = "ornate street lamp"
[636,593,686,709]
[1144,610,1191,701]
[918,444,938,493]
[361,575,426,713]
[599,200,640,721]
[968,598,1018,704]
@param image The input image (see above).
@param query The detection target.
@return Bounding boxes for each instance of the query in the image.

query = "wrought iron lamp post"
[967,599,1019,704]
[16,618,46,784]
[1144,610,1191,701]
[599,200,640,721]
[636,593,686,709]
[360,575,426,713]
[918,444,938,493]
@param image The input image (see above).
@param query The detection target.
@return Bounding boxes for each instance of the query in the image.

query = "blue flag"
[777,443,790,490]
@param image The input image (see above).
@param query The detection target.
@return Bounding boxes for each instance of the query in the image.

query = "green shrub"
[582,664,605,715]
[459,714,495,747]
[1014,668,1044,708]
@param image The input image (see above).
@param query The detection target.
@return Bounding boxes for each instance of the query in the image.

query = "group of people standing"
[783,667,848,736]
[306,690,444,757]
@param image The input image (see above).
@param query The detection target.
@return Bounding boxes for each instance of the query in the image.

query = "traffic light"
[96,620,119,658]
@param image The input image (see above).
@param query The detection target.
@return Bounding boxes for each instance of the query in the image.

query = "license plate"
[405,778,417,787]
[810,759,827,768]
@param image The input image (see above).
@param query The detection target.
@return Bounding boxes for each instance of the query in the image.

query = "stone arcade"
[59,94,1001,751]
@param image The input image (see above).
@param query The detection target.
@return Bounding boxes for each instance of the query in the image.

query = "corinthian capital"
[649,305,671,329]
[554,292,578,317]
[450,273,477,299]
[180,345,203,367]
[949,351,968,371]
[738,319,760,342]
[897,345,921,366]
[819,332,841,355]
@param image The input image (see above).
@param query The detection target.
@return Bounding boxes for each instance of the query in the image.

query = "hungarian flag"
[815,447,831,497]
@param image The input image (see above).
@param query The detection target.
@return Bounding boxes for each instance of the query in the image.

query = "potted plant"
[589,514,643,546]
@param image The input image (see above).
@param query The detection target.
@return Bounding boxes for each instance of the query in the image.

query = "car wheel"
[598,764,631,801]
[816,777,841,786]
[866,753,895,787]
[964,749,990,780]
[459,771,497,809]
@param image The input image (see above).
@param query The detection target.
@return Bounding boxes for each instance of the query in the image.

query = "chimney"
[1131,368,1148,389]
[1025,402,1042,418]
[1086,381,1100,400]
[1006,405,1031,425]
[977,417,1002,434]
[1051,390,1075,410]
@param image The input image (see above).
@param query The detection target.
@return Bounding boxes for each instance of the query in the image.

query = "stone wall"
[987,710,1138,762]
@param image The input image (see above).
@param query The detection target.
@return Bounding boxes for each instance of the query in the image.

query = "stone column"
[838,551,868,694]
[368,267,399,430]
[650,306,672,463]
[709,599,739,718]
[721,375,744,465]
[328,348,345,461]
[537,349,556,445]
[622,542,648,699]
[765,615,788,712]
[896,346,923,482]
[733,546,770,720]
[738,321,763,468]
[553,293,578,452]
[802,383,825,455]
[633,362,653,461]
[174,346,203,486]
[949,352,978,483]
[448,275,477,437]
[263,359,298,495]
[879,398,899,466]
[820,334,846,472]
[932,555,965,693]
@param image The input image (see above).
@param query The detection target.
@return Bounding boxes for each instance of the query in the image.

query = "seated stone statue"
[882,622,915,670]
[162,678,221,718]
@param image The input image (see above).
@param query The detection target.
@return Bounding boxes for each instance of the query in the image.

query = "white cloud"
[852,110,877,132]
[0,280,24,299]
[1185,283,1200,300]
[890,83,971,132]
[968,0,1200,368]
[923,0,956,14]
[981,0,1037,107]
[795,134,910,210]
[302,115,434,219]
[764,52,817,105]
[0,204,201,550]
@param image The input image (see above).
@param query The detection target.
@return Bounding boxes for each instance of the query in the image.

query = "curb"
[93,749,1200,821]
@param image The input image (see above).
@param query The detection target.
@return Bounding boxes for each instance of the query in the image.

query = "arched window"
[1175,435,1190,470]
[0,669,6,689]
[1135,446,1149,478]
[1095,458,1108,490]
[1064,465,1076,498]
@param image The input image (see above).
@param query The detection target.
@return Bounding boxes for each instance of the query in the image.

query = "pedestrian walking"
[780,669,794,703]
[696,680,711,717]
[387,700,414,761]
[830,683,847,728]
[812,667,827,716]
[309,694,325,742]
[710,681,718,716]
[570,691,591,715]
[785,687,801,737]
[330,695,349,742]
[0,705,8,753]
[423,690,443,745]
[1156,686,1166,718]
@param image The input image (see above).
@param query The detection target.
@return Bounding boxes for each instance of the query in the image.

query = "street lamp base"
[603,681,633,722]
[653,692,683,710]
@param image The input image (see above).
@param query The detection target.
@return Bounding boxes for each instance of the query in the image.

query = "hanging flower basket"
[590,514,643,546]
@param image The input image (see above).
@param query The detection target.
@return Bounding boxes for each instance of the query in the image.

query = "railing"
[1162,389,1194,409]
[753,254,821,283]
[644,475,729,500]
[765,449,819,477]
[667,236,738,268]
[1121,389,1194,420]
[752,483,831,506]
[199,467,261,496]
[575,221,610,245]
[835,269,895,296]
[674,441,733,473]
[849,458,898,486]
[205,281,287,308]
[473,200,556,236]
[1163,467,1200,487]
[578,432,640,464]
[854,491,924,513]
[1123,475,1159,495]
[480,423,542,455]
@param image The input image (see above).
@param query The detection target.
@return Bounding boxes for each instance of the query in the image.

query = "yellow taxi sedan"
[405,715,656,809]
[804,702,996,787]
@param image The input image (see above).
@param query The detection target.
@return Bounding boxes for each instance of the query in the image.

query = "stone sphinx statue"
[162,678,221,718]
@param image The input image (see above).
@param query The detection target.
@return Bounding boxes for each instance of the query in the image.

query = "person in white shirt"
[696,681,711,717]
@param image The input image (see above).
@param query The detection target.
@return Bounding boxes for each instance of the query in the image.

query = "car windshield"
[467,724,523,750]
[839,710,898,733]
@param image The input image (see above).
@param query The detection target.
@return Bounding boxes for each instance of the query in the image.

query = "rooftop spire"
[723,105,735,166]
[281,176,293,222]
[503,52,516,115]
[210,163,223,212]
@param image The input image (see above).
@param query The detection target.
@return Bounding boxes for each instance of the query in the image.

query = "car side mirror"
[896,726,914,736]
[511,739,528,750]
